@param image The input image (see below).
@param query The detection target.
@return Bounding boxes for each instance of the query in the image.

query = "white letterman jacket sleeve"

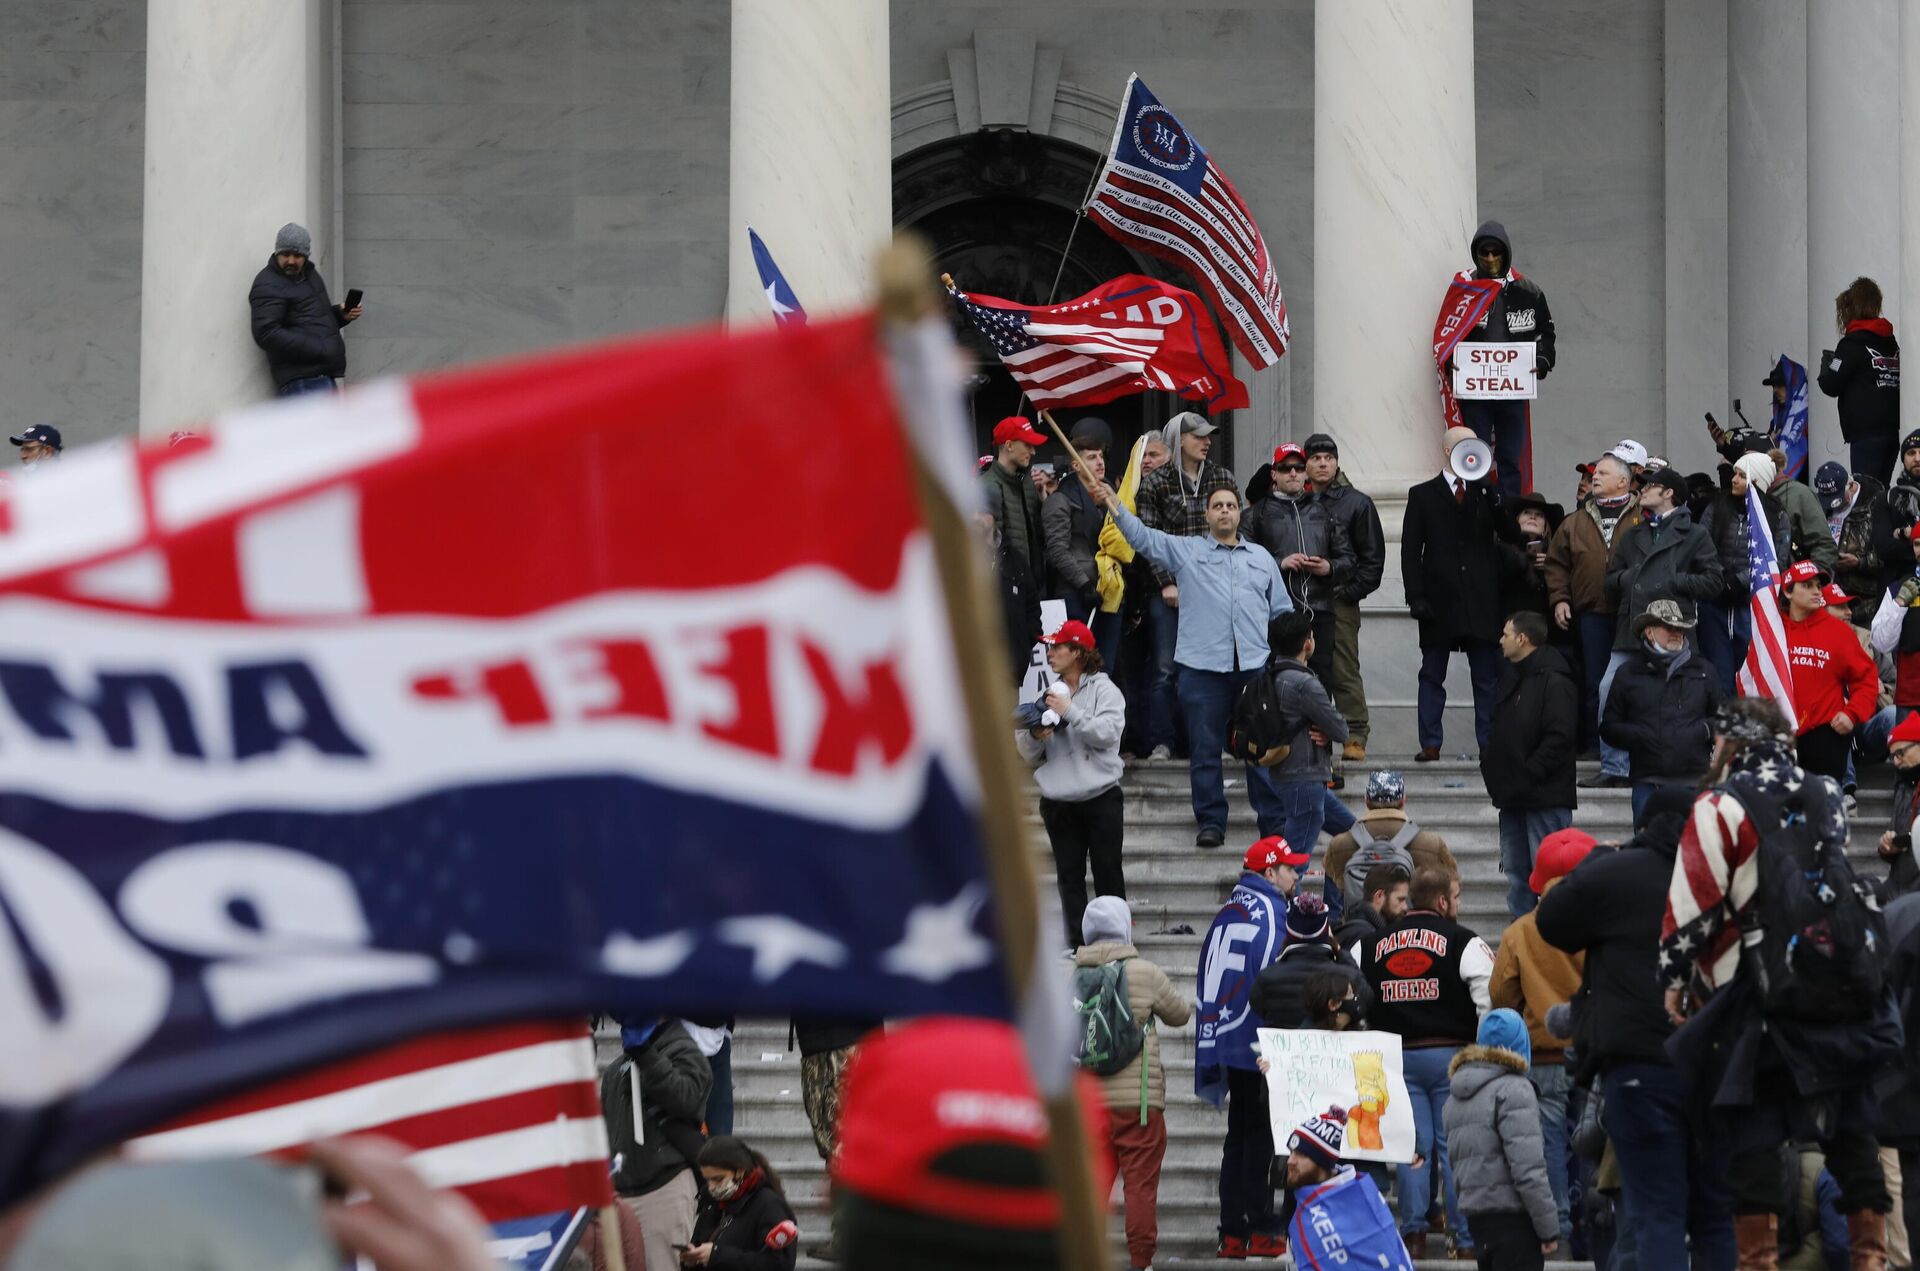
[1460,937,1495,1019]
[1872,589,1907,654]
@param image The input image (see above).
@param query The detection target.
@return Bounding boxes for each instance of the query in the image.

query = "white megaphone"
[1448,436,1494,484]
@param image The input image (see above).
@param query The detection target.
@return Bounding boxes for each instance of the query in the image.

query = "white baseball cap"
[1607,439,1650,467]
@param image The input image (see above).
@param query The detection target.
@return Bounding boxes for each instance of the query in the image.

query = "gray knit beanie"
[274,222,312,255]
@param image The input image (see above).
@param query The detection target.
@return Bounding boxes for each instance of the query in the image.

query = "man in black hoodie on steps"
[1452,220,1556,500]
[1481,609,1578,919]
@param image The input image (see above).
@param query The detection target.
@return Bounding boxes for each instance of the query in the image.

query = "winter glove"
[1897,575,1920,608]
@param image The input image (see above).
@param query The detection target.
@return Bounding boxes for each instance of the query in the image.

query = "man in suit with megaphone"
[1402,427,1523,761]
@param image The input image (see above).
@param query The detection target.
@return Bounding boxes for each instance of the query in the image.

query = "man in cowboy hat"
[1600,598,1724,825]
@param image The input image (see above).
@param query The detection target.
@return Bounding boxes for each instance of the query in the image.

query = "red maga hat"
[1783,559,1831,587]
[1244,835,1310,873]
[1040,619,1095,650]
[993,416,1047,446]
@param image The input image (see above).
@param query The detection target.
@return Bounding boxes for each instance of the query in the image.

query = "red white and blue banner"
[1739,480,1797,727]
[0,314,1002,1205]
[951,273,1249,412]
[1771,353,1810,481]
[1085,74,1289,368]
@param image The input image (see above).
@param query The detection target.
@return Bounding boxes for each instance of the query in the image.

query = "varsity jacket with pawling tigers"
[1356,909,1494,1048]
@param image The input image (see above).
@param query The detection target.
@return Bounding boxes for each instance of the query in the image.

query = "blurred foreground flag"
[0,313,1001,1205]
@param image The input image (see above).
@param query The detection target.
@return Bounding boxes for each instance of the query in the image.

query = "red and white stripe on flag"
[126,1020,612,1223]
[1737,484,1797,729]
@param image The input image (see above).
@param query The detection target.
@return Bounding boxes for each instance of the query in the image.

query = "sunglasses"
[1275,463,1306,474]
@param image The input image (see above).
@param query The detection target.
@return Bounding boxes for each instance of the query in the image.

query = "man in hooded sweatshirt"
[1448,221,1557,500]
[1443,1008,1562,1269]
[1818,276,1902,484]
[1072,896,1190,1271]
[1195,836,1307,1259]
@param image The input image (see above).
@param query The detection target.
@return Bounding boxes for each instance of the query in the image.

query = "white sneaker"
[1149,744,1173,761]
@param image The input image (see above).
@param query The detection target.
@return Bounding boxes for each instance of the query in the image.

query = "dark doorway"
[893,128,1237,476]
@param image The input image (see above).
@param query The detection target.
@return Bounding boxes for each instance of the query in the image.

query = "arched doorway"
[893,128,1238,475]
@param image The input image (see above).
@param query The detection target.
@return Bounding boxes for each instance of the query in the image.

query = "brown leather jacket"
[1542,498,1643,616]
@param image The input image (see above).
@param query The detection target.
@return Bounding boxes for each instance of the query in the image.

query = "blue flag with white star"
[749,227,807,326]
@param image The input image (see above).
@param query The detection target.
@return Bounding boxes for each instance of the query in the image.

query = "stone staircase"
[710,754,1896,1267]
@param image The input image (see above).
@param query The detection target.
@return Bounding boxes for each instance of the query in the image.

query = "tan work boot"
[1343,740,1367,762]
[1849,1209,1889,1270]
[1735,1212,1779,1270]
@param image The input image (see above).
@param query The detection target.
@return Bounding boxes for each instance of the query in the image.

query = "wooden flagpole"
[894,244,1112,1271]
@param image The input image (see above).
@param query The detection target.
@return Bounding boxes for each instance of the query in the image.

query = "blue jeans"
[1320,790,1355,922]
[277,374,337,396]
[1177,666,1285,835]
[1530,1062,1574,1246]
[704,1035,733,1136]
[1497,807,1571,917]
[1397,1045,1468,1240]
[1416,643,1502,751]
[1274,776,1326,883]
[1602,1062,1736,1271]
[1146,594,1181,752]
[1575,611,1614,751]
[1630,782,1658,828]
[1696,599,1751,698]
[1460,396,1532,501]
[1846,704,1897,789]
[1595,648,1633,777]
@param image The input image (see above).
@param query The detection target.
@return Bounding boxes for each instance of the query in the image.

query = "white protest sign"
[1258,1028,1414,1164]
[1018,598,1070,704]
[1452,341,1537,400]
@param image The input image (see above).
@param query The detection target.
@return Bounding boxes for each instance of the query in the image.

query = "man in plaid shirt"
[1137,411,1238,761]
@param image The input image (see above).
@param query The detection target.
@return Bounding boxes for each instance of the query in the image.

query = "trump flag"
[0,314,1003,1204]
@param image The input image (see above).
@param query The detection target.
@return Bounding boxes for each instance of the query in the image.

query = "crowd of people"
[990,260,1920,1268]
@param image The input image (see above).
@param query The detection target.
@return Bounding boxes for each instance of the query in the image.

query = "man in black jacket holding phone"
[248,221,364,396]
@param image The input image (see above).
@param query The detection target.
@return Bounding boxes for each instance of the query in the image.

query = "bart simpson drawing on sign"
[1348,1050,1388,1151]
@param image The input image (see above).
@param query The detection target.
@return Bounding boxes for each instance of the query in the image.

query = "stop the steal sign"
[1453,341,1537,399]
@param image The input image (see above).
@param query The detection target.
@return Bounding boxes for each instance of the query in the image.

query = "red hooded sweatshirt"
[1784,606,1879,734]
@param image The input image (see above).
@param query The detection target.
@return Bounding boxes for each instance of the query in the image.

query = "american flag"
[125,1021,613,1225]
[951,273,1248,411]
[1085,74,1288,368]
[1737,481,1797,726]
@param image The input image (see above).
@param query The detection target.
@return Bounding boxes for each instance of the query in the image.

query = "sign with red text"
[1451,341,1537,400]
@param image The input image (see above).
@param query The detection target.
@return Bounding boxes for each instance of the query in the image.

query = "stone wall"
[0,0,145,449]
[339,0,731,382]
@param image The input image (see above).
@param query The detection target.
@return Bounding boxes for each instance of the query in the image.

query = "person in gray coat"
[1443,1007,1560,1268]
[1042,417,1113,627]
[1261,612,1349,913]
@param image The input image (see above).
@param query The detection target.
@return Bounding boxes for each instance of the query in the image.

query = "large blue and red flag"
[952,273,1249,412]
[1738,478,1797,728]
[1085,75,1289,368]
[0,314,1003,1206]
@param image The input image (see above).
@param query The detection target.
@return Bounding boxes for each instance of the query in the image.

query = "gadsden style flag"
[0,314,1001,1203]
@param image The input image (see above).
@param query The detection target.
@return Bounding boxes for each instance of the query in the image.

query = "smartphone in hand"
[343,288,364,310]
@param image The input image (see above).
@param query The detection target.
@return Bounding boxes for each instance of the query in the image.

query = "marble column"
[1726,0,1807,432]
[1312,0,1477,500]
[1807,0,1899,473]
[139,0,336,437]
[725,0,890,322]
[1663,0,1728,477]
[1902,1,1920,438]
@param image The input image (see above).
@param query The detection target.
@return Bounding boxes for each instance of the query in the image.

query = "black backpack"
[1071,960,1145,1076]
[1227,665,1302,767]
[1727,779,1888,1025]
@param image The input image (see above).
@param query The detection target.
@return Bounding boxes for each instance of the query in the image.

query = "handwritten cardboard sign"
[1258,1028,1415,1164]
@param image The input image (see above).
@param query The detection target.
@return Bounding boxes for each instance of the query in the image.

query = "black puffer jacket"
[1830,475,1895,623]
[1599,644,1722,784]
[1699,488,1790,606]
[1481,645,1579,811]
[1818,320,1901,445]
[1535,790,1696,1076]
[1604,508,1724,651]
[1243,489,1353,614]
[1251,940,1370,1029]
[689,1171,800,1271]
[248,257,347,387]
[1320,473,1386,603]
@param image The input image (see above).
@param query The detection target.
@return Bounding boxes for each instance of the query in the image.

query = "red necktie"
[1455,481,1467,506]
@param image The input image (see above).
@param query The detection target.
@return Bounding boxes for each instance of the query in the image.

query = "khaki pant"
[1332,598,1369,746]
[1885,1145,1911,1266]
[624,1169,696,1271]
